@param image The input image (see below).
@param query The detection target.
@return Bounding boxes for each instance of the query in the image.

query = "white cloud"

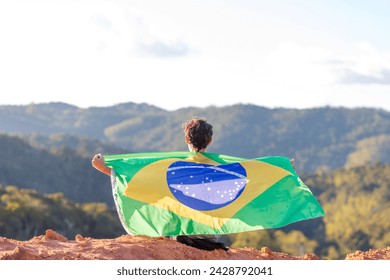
[77,1,192,58]
[136,40,190,57]
[336,43,390,85]
[264,41,390,87]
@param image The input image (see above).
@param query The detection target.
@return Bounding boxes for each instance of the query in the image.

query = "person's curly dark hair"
[182,117,213,152]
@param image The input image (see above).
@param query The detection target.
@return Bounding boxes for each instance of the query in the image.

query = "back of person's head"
[182,117,213,152]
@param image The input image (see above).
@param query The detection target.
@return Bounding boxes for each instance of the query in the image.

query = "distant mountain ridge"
[0,133,113,204]
[1,102,390,172]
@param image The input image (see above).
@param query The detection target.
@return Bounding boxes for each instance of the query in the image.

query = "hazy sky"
[1,0,390,110]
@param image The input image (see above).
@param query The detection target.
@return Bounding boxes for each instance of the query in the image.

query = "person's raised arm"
[91,154,112,176]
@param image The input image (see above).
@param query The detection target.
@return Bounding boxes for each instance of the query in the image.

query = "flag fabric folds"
[104,152,325,237]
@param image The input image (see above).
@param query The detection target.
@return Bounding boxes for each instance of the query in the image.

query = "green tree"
[229,230,281,252]
[273,230,318,256]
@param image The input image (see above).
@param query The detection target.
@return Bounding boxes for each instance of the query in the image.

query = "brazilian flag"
[104,152,324,237]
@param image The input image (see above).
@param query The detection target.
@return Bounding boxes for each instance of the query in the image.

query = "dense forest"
[0,134,114,205]
[0,185,125,240]
[1,102,390,259]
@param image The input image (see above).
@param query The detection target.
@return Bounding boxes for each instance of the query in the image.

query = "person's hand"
[91,154,112,176]
[92,154,105,169]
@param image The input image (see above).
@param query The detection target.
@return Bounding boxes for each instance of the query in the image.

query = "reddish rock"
[0,230,389,260]
[45,229,68,242]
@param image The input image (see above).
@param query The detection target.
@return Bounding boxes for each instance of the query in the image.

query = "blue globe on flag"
[166,161,247,211]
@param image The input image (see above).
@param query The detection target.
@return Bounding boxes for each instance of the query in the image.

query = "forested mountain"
[1,102,390,172]
[0,133,114,205]
[20,132,127,158]
[303,163,390,258]
[0,185,125,240]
